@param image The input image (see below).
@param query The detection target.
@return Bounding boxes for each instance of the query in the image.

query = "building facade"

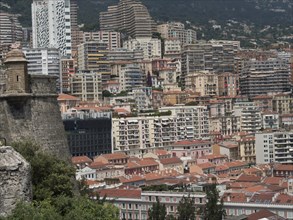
[70,70,103,101]
[83,31,121,50]
[255,131,293,164]
[63,111,112,157]
[240,58,291,97]
[32,0,72,57]
[112,105,209,157]
[99,0,156,39]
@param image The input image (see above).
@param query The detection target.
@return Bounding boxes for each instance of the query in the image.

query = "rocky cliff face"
[0,146,32,217]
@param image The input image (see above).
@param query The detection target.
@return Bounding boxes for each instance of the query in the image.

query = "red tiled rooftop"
[198,154,227,160]
[71,156,92,165]
[274,164,293,171]
[58,93,80,101]
[222,192,247,203]
[237,174,262,182]
[154,149,170,156]
[244,185,270,193]
[215,164,229,172]
[89,162,108,169]
[99,188,141,199]
[197,162,216,170]
[274,193,293,204]
[247,209,285,220]
[160,157,182,165]
[99,152,129,160]
[263,177,283,185]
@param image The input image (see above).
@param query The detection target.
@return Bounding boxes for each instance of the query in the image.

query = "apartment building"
[233,102,262,134]
[32,0,72,57]
[132,87,152,111]
[23,48,61,76]
[99,189,206,220]
[262,112,280,130]
[0,12,23,46]
[107,48,144,62]
[119,64,144,91]
[181,40,240,88]
[240,58,291,97]
[123,38,161,60]
[185,71,219,96]
[112,105,209,157]
[83,31,121,50]
[70,70,102,101]
[157,22,196,45]
[77,41,109,71]
[238,135,256,164]
[60,58,75,93]
[99,0,156,39]
[163,39,181,59]
[218,72,239,97]
[252,95,273,112]
[272,93,293,114]
[255,131,293,164]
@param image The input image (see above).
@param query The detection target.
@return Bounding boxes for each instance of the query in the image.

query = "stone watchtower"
[4,49,30,94]
[0,48,70,160]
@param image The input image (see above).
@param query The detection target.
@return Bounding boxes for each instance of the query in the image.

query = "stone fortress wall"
[0,49,70,159]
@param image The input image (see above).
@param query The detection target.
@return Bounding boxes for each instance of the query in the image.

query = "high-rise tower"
[31,0,72,57]
[100,0,156,39]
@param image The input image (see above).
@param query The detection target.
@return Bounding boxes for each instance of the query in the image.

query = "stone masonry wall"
[0,146,32,217]
[0,96,70,159]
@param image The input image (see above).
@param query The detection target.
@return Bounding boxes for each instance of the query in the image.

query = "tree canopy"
[148,198,167,220]
[177,195,197,220]
[1,140,119,220]
[201,184,226,220]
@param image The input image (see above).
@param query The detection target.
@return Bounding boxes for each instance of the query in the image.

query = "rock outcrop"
[0,146,32,217]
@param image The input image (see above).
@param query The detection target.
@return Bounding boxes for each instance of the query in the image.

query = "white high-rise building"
[32,0,72,57]
[256,131,293,164]
[112,105,209,157]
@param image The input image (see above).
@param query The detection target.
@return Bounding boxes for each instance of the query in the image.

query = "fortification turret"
[4,49,29,94]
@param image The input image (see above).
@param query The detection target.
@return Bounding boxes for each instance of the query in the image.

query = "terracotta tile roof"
[219,142,238,149]
[243,167,262,174]
[237,174,262,182]
[89,162,109,169]
[126,158,159,169]
[58,93,80,101]
[197,162,216,170]
[198,154,227,160]
[274,164,293,171]
[247,209,285,220]
[215,164,229,172]
[250,192,275,203]
[225,161,248,168]
[274,193,293,204]
[99,152,129,160]
[229,182,256,189]
[263,177,283,185]
[222,192,247,202]
[173,140,211,146]
[160,157,182,165]
[145,173,164,181]
[71,156,92,165]
[245,185,270,193]
[98,188,141,199]
[119,175,145,183]
[85,180,100,186]
[154,149,170,156]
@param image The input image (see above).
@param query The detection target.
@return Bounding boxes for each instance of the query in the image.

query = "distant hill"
[1,0,292,28]
[1,0,292,46]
